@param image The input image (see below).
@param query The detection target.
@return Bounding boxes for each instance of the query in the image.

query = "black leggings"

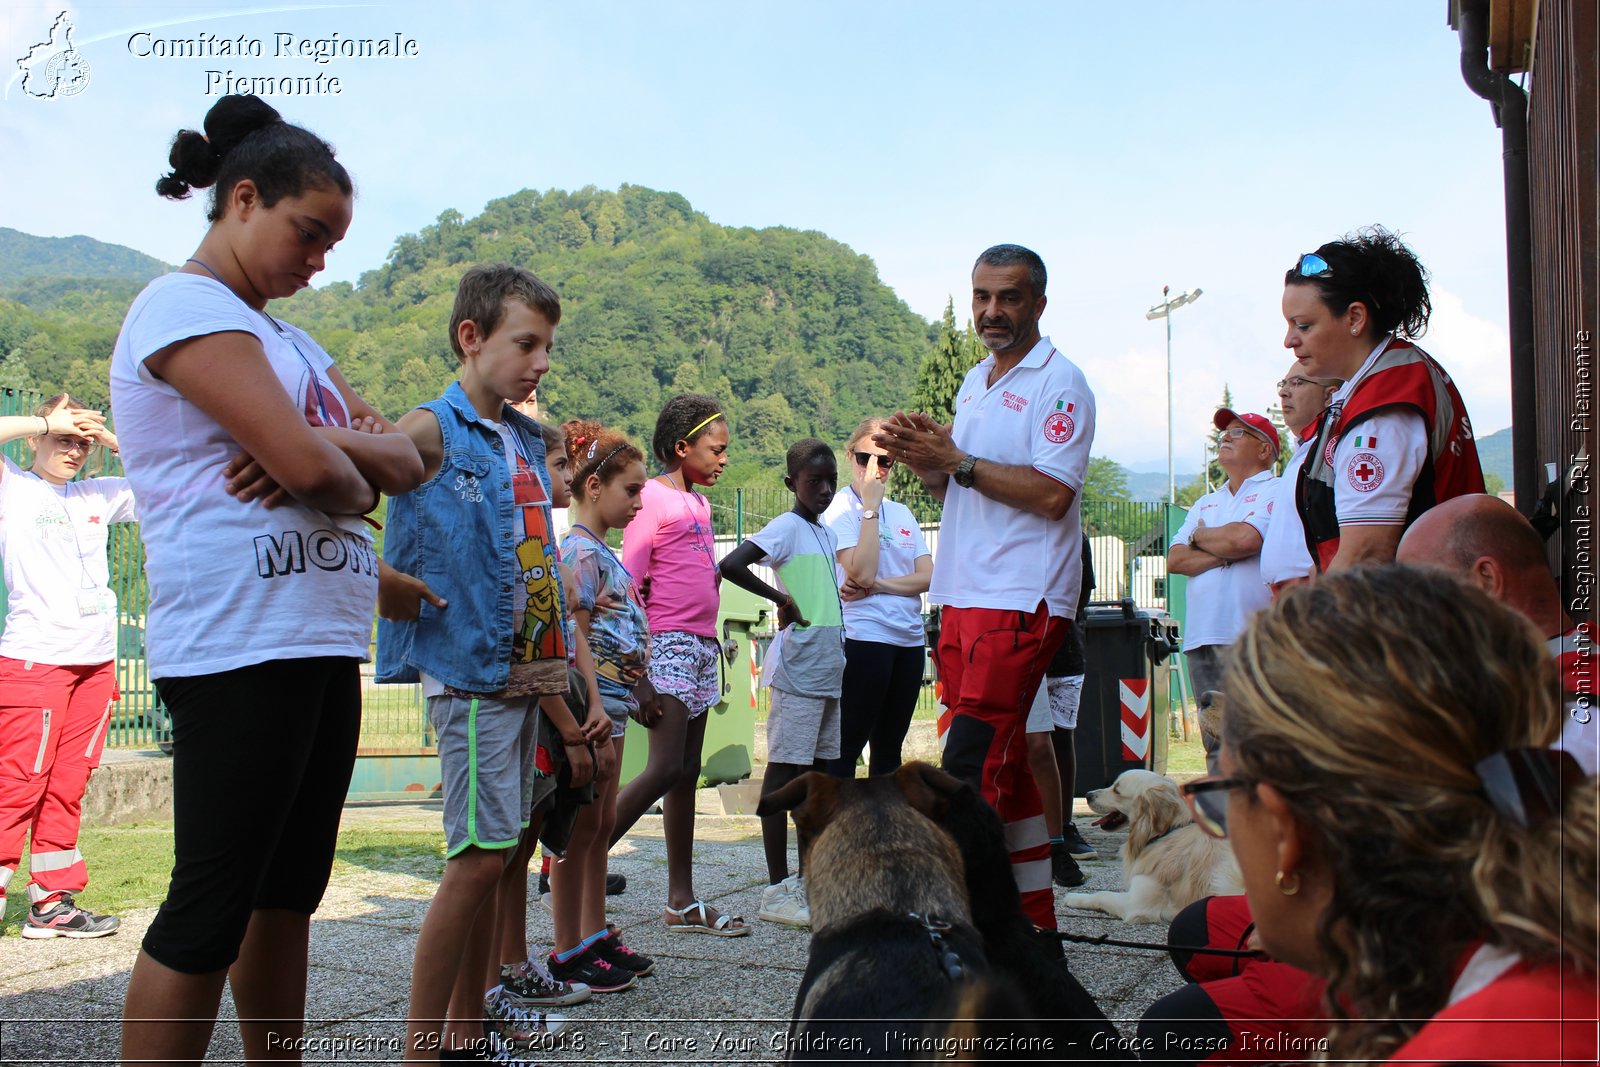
[145,657,361,974]
[826,639,924,778]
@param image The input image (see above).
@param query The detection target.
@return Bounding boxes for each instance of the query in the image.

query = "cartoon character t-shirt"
[500,423,568,698]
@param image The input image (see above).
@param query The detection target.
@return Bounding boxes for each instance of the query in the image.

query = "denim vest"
[376,381,557,692]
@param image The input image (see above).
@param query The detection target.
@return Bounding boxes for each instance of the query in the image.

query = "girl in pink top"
[614,395,748,935]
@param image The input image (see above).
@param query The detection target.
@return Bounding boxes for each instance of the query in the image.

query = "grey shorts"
[648,630,722,718]
[767,687,841,765]
[1026,674,1086,732]
[428,693,540,857]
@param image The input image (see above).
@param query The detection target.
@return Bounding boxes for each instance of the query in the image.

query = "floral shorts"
[648,631,722,719]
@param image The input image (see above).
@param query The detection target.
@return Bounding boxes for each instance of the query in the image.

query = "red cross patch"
[1323,433,1341,467]
[1346,452,1384,492]
[1043,411,1074,443]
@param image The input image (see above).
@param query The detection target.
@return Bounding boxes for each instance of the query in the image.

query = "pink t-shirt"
[620,478,719,638]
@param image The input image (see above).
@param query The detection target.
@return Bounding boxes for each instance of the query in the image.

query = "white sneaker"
[758,874,810,927]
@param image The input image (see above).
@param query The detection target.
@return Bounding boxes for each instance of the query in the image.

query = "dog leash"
[909,911,970,982]
[1055,930,1267,959]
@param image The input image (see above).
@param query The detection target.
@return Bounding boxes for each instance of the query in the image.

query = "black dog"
[900,763,1133,1060]
[759,763,1130,1063]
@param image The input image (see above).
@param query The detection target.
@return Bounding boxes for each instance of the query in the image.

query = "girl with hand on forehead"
[0,395,133,942]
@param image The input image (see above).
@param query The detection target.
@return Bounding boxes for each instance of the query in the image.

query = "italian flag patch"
[1353,434,1378,448]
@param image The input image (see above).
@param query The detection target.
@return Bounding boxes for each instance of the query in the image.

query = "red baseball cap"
[1213,409,1281,459]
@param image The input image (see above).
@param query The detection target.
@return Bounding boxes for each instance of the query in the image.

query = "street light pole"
[1145,286,1203,506]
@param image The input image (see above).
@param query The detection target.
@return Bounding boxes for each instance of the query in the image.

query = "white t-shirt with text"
[0,458,136,664]
[109,273,376,679]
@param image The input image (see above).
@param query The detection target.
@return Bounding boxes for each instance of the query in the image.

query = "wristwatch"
[952,454,979,489]
[860,508,877,521]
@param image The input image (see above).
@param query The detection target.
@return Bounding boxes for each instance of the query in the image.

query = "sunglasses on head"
[1291,252,1333,279]
[1180,775,1256,839]
[852,451,894,469]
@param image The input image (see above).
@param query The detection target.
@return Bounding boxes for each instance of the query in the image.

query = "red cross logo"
[1346,451,1385,493]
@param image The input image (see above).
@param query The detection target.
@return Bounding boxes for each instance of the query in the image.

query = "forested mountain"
[0,186,935,486]
[285,185,935,485]
[0,227,169,284]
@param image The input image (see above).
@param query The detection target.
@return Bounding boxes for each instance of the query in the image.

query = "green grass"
[3,824,446,929]
[1165,731,1207,774]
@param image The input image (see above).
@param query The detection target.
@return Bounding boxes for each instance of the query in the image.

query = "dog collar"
[907,912,968,982]
[1145,825,1184,848]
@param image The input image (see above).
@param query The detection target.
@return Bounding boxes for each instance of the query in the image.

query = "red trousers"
[1139,895,1329,1065]
[936,603,1067,928]
[0,658,117,903]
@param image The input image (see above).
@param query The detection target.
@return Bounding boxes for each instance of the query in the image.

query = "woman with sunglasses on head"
[1173,566,1596,1067]
[1282,227,1483,573]
[820,418,931,778]
[110,95,423,1062]
[0,396,132,941]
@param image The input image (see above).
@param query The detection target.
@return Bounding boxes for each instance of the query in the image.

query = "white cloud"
[1423,286,1513,435]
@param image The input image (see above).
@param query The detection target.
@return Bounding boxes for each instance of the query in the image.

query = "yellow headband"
[684,412,724,441]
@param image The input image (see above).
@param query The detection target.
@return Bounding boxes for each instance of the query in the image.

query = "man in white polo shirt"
[877,243,1095,930]
[1258,368,1342,597]
[1168,409,1277,765]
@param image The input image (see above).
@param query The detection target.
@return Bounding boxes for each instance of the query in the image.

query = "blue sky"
[1,1,1514,470]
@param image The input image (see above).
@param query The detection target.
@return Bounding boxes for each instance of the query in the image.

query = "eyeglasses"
[1276,375,1339,391]
[1219,427,1254,440]
[1180,775,1256,839]
[1291,252,1333,279]
[852,451,894,469]
[47,434,94,454]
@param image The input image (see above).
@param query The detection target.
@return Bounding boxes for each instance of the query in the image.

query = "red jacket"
[1298,339,1485,571]
[1388,957,1598,1067]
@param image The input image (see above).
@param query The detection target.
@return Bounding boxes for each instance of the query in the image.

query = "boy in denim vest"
[377,264,612,1061]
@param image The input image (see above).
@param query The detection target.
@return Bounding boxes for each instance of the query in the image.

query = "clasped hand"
[873,411,960,475]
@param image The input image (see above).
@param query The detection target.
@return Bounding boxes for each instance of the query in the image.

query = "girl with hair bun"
[111,95,423,1061]
[1186,565,1596,1066]
[1281,226,1484,572]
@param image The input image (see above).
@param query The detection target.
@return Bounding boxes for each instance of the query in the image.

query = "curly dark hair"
[1284,225,1431,339]
[156,95,352,222]
[650,394,725,467]
[1223,565,1597,1065]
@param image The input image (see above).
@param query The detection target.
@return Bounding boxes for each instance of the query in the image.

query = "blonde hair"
[1223,565,1597,1064]
[27,393,111,476]
[844,417,883,454]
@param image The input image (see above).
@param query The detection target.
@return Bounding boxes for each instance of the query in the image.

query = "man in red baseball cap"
[1167,409,1281,769]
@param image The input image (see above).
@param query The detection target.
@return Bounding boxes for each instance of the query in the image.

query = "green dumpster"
[618,584,768,788]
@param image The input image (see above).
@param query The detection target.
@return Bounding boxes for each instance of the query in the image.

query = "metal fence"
[0,388,1180,751]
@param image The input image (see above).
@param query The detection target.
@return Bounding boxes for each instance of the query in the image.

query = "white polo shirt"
[929,336,1095,618]
[1326,338,1428,526]
[1259,434,1316,587]
[1170,467,1275,650]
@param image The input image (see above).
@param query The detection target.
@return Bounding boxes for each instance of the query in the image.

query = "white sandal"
[663,900,750,937]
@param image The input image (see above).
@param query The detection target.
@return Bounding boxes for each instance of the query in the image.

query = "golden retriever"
[1063,769,1242,924]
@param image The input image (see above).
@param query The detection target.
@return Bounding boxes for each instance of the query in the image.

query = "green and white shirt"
[749,511,845,697]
